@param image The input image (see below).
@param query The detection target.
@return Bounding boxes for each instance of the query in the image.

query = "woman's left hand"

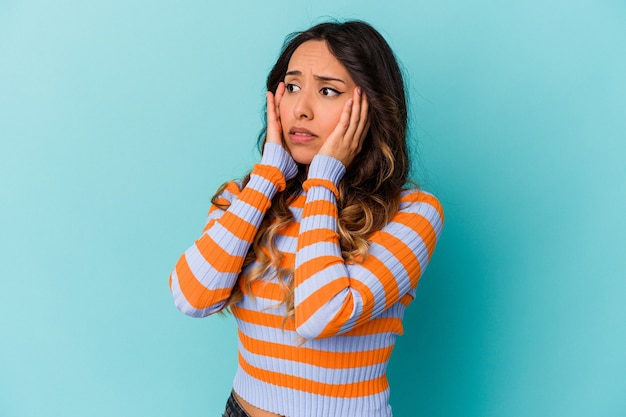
[317,87,369,167]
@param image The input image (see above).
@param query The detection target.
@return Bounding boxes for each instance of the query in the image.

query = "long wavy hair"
[216,21,412,316]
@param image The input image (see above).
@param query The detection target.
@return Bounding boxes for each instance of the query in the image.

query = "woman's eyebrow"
[314,75,346,84]
[285,70,346,85]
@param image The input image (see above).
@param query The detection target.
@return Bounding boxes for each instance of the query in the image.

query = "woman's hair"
[216,20,413,316]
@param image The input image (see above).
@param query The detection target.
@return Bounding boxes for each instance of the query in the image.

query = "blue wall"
[1,1,625,416]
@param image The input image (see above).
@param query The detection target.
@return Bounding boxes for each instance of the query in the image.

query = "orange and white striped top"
[170,143,444,416]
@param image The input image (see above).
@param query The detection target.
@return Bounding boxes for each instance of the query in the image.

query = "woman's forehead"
[287,40,351,80]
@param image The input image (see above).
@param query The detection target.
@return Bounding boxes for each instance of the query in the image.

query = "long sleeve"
[169,143,298,317]
[293,155,444,339]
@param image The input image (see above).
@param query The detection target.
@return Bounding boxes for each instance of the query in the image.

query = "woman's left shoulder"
[397,188,445,224]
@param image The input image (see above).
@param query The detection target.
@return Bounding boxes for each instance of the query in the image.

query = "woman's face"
[279,40,357,165]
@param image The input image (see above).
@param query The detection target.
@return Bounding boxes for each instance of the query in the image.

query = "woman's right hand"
[266,82,286,145]
[262,82,298,182]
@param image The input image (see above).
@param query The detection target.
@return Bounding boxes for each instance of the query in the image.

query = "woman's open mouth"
[289,127,317,143]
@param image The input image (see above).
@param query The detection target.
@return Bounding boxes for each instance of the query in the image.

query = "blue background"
[1,1,625,416]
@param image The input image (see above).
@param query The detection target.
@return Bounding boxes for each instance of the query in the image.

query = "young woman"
[169,20,444,417]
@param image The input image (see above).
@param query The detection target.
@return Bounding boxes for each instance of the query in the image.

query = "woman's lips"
[289,127,317,144]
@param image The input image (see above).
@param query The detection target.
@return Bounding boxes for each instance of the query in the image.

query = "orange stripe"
[238,329,393,368]
[224,181,242,194]
[213,197,229,208]
[249,280,286,302]
[341,317,404,336]
[399,293,413,307]
[252,164,286,191]
[279,252,295,269]
[295,279,349,328]
[303,178,339,199]
[391,211,438,259]
[281,221,301,237]
[297,229,339,250]
[370,230,421,290]
[238,187,272,214]
[296,256,341,284]
[302,199,337,218]
[402,191,444,223]
[195,233,245,273]
[238,351,388,397]
[175,255,232,309]
[213,211,258,242]
[291,195,306,208]
[202,218,217,233]
[233,305,295,331]
[208,204,222,215]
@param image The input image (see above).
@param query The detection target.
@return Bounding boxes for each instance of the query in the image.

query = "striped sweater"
[169,143,444,417]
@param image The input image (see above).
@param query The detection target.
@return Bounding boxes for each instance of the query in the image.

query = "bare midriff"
[233,391,285,417]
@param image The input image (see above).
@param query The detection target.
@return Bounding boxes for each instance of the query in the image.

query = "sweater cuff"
[260,142,298,181]
[306,154,346,184]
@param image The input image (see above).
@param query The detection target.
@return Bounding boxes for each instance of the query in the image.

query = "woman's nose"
[293,89,313,120]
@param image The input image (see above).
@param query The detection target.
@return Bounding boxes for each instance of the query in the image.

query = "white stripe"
[204,207,224,226]
[205,222,251,257]
[248,173,279,195]
[298,214,337,234]
[273,233,297,253]
[229,198,265,226]
[289,206,303,221]
[238,293,288,315]
[306,182,337,196]
[221,186,240,200]
[296,241,342,265]
[303,192,335,203]
[184,244,239,289]
[367,242,412,293]
[400,201,443,237]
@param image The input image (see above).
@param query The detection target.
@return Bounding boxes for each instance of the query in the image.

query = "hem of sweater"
[232,368,392,417]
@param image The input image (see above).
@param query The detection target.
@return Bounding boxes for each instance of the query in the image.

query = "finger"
[266,91,277,123]
[318,97,352,158]
[274,82,285,107]
[266,89,283,144]
[333,97,354,140]
[356,120,370,154]
[353,91,369,144]
[343,87,363,146]
[274,82,285,118]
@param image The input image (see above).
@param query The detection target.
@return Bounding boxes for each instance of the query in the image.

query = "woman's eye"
[285,83,300,93]
[320,87,341,97]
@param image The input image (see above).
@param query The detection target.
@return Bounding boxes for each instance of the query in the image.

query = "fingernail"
[348,99,354,106]
[356,87,361,95]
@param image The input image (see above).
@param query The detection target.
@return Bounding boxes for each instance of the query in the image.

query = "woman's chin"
[289,149,316,166]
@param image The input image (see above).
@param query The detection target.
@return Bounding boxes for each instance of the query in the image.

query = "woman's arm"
[293,154,444,339]
[169,142,297,317]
